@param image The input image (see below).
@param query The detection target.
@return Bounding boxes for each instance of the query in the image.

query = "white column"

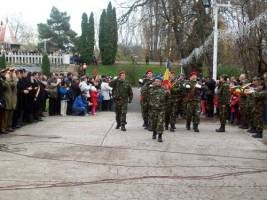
[212,3,219,80]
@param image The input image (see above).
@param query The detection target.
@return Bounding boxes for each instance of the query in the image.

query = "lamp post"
[198,0,230,80]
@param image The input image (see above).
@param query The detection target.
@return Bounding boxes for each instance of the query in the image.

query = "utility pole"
[211,0,231,80]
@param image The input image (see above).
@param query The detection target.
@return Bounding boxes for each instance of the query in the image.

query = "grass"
[86,63,181,85]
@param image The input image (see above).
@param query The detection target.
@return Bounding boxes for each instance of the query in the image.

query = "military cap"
[0,68,9,74]
[154,75,163,81]
[190,71,197,77]
[146,69,153,74]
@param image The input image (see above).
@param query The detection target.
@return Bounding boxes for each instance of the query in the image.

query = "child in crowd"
[59,81,70,116]
[230,89,240,124]
[90,86,98,115]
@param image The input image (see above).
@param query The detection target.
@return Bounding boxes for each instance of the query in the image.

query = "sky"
[0,0,120,35]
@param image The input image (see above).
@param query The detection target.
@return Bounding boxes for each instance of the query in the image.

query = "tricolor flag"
[163,60,171,91]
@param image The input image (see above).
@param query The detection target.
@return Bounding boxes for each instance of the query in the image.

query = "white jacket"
[79,81,91,98]
[101,82,112,100]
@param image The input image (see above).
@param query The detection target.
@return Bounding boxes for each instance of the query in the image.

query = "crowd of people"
[139,70,267,142]
[0,68,114,134]
[1,67,266,142]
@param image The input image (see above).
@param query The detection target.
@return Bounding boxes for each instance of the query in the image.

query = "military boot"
[252,130,263,138]
[216,124,225,132]
[116,123,121,129]
[193,124,199,132]
[158,133,163,142]
[170,124,175,132]
[152,131,157,139]
[144,122,148,130]
[186,121,191,130]
[247,127,256,133]
[121,125,126,131]
[165,124,168,130]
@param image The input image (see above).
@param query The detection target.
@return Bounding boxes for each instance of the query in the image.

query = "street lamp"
[197,0,231,80]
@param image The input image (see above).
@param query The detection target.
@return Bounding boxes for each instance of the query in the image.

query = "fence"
[0,52,70,65]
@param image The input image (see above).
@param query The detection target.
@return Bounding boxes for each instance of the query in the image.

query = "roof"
[0,21,18,44]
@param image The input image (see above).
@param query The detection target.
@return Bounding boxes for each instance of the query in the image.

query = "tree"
[38,6,77,52]
[79,13,90,64]
[99,2,118,65]
[88,12,95,64]
[41,54,50,76]
[0,54,6,69]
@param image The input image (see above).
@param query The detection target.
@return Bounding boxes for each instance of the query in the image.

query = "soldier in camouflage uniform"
[165,72,186,132]
[140,70,153,129]
[238,74,250,129]
[251,77,266,138]
[246,78,258,133]
[165,71,176,131]
[110,71,133,131]
[184,72,203,132]
[148,76,169,142]
[216,75,231,132]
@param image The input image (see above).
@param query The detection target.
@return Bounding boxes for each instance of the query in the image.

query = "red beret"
[190,71,198,77]
[146,69,153,74]
[118,71,126,76]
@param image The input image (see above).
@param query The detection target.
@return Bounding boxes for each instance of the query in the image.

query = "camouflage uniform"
[184,80,203,132]
[252,88,266,134]
[246,91,255,129]
[166,79,185,131]
[148,84,169,138]
[140,78,153,128]
[216,81,231,132]
[239,80,250,129]
[110,79,133,129]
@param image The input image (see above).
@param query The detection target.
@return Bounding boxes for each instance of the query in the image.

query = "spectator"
[100,78,113,111]
[72,92,89,116]
[59,81,70,116]
[90,85,98,115]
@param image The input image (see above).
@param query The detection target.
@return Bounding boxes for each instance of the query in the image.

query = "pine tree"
[41,54,50,76]
[99,10,107,64]
[111,7,118,64]
[38,6,77,52]
[0,54,6,69]
[99,2,118,65]
[79,13,90,64]
[88,12,95,64]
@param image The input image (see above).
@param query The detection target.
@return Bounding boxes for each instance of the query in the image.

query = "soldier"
[149,76,169,142]
[238,74,250,129]
[250,77,266,138]
[1,68,17,133]
[165,71,185,132]
[246,78,258,133]
[0,68,8,134]
[110,71,133,131]
[165,71,176,131]
[216,75,231,132]
[140,70,153,129]
[205,76,216,118]
[184,72,203,132]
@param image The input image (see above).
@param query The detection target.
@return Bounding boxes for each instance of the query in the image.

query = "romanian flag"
[163,61,171,91]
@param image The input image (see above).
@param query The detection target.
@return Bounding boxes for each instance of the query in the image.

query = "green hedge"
[86,64,181,85]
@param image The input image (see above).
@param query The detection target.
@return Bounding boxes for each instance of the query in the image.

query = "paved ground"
[0,89,267,199]
[0,112,267,200]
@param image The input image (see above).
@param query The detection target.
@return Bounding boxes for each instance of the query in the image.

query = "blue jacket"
[72,95,88,110]
[59,86,69,100]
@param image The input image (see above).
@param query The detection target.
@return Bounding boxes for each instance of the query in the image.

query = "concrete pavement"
[0,111,267,200]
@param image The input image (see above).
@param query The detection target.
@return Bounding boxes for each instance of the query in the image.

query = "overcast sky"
[0,0,121,35]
